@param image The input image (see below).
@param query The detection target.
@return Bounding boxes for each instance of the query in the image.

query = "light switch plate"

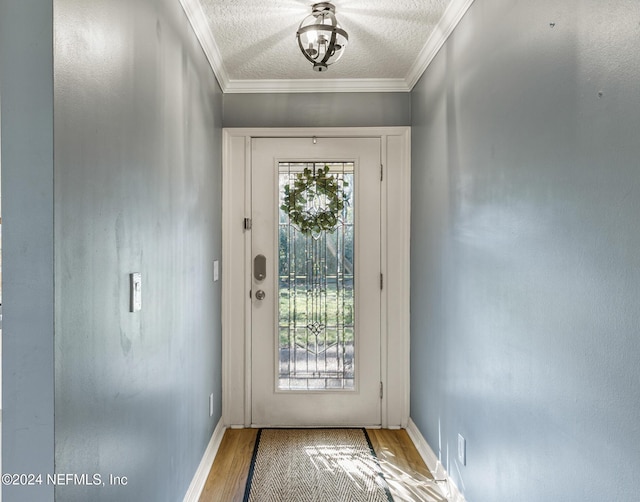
[213,260,219,282]
[458,433,466,466]
[130,273,142,312]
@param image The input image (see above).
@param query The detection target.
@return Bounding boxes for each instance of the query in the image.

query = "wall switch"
[209,393,214,417]
[458,434,466,466]
[213,260,219,282]
[130,273,142,312]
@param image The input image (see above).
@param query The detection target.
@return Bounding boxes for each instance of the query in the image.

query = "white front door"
[250,137,382,426]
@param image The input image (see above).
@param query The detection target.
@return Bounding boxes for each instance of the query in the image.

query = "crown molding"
[224,78,411,94]
[179,0,231,92]
[181,0,476,94]
[405,0,477,89]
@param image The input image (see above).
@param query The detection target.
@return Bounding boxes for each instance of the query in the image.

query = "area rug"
[243,428,394,502]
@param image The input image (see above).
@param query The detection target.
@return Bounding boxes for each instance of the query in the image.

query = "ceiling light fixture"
[296,2,348,72]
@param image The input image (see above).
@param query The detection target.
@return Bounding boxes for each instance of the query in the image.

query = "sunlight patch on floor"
[375,444,449,502]
[303,441,449,502]
[305,444,387,491]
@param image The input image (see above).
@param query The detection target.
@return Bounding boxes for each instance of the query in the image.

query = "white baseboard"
[182,417,226,502]
[406,418,466,502]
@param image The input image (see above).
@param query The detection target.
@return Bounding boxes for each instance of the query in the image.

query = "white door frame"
[222,127,411,429]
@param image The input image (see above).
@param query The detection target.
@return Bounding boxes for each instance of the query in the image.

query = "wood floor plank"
[199,428,258,502]
[199,428,446,502]
[367,428,447,502]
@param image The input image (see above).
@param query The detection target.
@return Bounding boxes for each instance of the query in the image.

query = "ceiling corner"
[179,0,231,92]
[406,0,477,90]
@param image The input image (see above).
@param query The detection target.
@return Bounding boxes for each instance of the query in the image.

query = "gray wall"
[3,0,222,500]
[53,0,222,501]
[1,1,55,500]
[410,1,640,501]
[223,92,410,127]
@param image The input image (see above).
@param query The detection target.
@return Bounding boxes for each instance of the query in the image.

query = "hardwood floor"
[199,428,447,502]
[368,429,447,502]
[199,428,259,502]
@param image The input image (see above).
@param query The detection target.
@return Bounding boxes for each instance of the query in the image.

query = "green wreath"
[281,165,349,235]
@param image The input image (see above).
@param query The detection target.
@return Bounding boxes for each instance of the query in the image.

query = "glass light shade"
[296,3,348,72]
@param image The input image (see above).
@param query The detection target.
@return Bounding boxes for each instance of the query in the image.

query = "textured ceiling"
[182,0,473,92]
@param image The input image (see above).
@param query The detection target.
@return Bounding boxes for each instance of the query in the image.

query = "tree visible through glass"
[278,162,355,390]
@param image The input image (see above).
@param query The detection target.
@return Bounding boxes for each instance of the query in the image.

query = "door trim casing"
[222,127,411,428]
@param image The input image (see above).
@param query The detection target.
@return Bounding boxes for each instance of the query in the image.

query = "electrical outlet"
[458,434,466,466]
[209,393,214,417]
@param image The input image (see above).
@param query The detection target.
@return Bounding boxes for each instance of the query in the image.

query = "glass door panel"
[278,162,355,390]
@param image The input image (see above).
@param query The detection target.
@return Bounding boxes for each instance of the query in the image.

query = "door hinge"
[244,218,252,230]
[380,273,383,290]
[379,382,383,399]
[380,163,384,181]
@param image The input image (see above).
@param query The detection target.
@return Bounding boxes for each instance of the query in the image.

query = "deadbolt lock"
[254,254,266,282]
